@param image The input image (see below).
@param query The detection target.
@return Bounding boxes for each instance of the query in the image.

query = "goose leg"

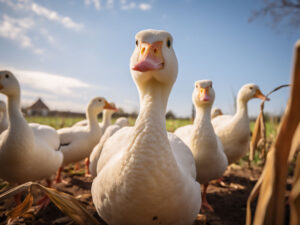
[36,179,52,210]
[54,167,63,183]
[85,157,91,177]
[200,183,214,212]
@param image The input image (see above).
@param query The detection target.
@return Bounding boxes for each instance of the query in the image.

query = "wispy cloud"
[40,28,55,44]
[85,0,152,11]
[139,3,151,11]
[85,0,101,10]
[0,14,45,54]
[31,3,83,31]
[1,0,84,31]
[0,66,105,111]
[0,66,92,96]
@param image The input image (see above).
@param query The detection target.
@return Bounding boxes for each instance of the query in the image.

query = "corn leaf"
[247,40,300,225]
[7,192,33,220]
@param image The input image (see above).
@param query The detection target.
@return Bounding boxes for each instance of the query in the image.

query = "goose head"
[0,71,20,97]
[237,83,269,103]
[192,80,215,108]
[130,29,178,90]
[103,102,118,116]
[87,97,117,115]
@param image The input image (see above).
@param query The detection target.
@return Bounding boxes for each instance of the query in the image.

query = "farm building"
[25,98,50,116]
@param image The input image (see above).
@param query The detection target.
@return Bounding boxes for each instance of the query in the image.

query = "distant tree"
[249,0,300,28]
[166,110,176,119]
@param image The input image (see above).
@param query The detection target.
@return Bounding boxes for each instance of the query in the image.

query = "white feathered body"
[58,125,102,166]
[92,122,201,225]
[90,123,128,178]
[212,113,250,164]
[0,117,62,184]
[175,116,227,184]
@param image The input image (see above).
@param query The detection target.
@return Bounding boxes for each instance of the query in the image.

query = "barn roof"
[27,98,49,110]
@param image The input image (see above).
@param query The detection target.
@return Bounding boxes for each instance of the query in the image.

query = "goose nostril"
[154,48,157,54]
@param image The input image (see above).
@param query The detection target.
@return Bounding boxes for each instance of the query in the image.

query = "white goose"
[0,100,8,133]
[175,80,228,212]
[89,117,130,178]
[0,71,63,184]
[55,97,116,182]
[212,83,268,164]
[73,102,117,131]
[92,29,201,225]
[211,107,223,119]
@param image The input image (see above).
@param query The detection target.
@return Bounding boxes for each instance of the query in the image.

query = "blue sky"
[0,0,299,117]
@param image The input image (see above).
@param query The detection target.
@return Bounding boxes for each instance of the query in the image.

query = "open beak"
[198,87,210,102]
[104,101,118,111]
[132,41,164,72]
[254,89,270,101]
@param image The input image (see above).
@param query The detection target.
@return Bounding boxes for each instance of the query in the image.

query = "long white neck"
[193,105,212,127]
[86,109,100,130]
[102,110,112,128]
[236,97,248,118]
[191,104,215,148]
[121,79,178,174]
[7,93,32,142]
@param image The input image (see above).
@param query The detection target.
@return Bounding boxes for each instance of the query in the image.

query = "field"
[0,116,287,225]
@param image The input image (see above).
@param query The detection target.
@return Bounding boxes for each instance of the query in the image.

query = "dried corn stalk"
[290,126,300,225]
[0,182,103,225]
[246,40,300,225]
[249,84,290,164]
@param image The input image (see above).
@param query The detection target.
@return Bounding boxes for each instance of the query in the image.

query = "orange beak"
[104,101,118,111]
[254,89,270,101]
[132,41,164,72]
[198,87,210,102]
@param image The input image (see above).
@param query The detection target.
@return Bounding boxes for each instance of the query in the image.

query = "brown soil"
[0,163,287,225]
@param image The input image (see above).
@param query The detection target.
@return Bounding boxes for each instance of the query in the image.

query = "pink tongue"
[132,57,162,72]
[201,93,210,102]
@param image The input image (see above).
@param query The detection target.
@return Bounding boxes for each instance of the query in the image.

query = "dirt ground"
[0,163,288,225]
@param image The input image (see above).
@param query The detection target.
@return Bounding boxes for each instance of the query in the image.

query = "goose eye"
[167,39,171,48]
[136,40,138,46]
[5,74,9,78]
[98,99,102,102]
[249,87,253,90]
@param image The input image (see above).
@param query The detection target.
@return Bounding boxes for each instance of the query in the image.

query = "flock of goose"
[0,29,268,225]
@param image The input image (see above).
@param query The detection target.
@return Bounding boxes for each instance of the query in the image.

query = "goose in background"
[55,97,116,182]
[0,100,8,133]
[211,107,223,119]
[0,71,63,186]
[212,83,269,164]
[89,117,130,178]
[73,102,117,130]
[175,80,228,212]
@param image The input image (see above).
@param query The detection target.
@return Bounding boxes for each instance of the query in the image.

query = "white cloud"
[84,0,152,11]
[139,3,151,11]
[0,15,46,54]
[1,0,84,31]
[0,15,33,48]
[31,3,83,31]
[85,0,101,10]
[106,0,114,9]
[40,28,55,44]
[121,2,136,10]
[0,66,93,97]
